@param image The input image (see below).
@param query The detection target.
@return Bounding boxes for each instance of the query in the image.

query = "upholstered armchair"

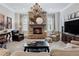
[50,32,60,42]
[11,30,24,41]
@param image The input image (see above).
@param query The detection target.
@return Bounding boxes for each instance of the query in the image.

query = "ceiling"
[4,3,70,14]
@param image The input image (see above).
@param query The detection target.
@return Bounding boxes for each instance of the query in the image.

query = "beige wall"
[0,3,61,32]
[59,3,79,33]
[62,3,79,18]
[61,3,79,26]
[0,4,15,30]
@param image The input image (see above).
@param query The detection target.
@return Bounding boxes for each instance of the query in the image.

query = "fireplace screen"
[33,28,42,34]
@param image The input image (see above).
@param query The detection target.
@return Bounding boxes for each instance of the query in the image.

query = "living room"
[0,2,79,56]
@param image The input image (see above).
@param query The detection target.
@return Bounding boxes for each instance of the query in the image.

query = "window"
[47,14,55,32]
[22,15,29,32]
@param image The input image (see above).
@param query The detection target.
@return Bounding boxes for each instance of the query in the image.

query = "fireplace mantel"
[29,24,46,26]
[28,3,47,39]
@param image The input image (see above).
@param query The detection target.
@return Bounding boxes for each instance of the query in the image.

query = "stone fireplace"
[28,3,47,39]
[33,27,42,34]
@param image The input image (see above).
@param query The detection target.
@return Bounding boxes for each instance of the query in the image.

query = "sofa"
[2,47,79,56]
[0,48,50,56]
[50,40,79,56]
[11,51,49,56]
[12,30,24,41]
[49,32,60,42]
[71,40,79,45]
[50,48,79,56]
[0,48,27,56]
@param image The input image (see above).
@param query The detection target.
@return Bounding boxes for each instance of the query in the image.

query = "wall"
[0,4,15,30]
[61,3,79,27]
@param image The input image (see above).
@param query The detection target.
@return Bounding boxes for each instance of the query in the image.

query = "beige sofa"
[0,48,49,56]
[1,48,79,56]
[50,48,79,56]
[11,52,49,56]
[71,40,79,45]
[0,48,27,56]
[50,32,60,42]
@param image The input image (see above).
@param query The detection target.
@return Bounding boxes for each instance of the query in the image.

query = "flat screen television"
[64,19,79,35]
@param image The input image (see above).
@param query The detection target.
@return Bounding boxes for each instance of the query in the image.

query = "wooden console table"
[0,32,11,44]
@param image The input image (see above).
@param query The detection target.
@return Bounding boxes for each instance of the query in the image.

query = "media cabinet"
[62,32,79,43]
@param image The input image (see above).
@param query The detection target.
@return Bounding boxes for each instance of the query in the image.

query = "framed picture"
[75,11,79,18]
[0,14,4,30]
[6,17,12,29]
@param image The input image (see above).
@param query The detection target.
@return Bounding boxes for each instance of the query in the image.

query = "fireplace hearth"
[33,27,42,34]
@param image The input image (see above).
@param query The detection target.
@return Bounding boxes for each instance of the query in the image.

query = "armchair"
[11,30,24,41]
[50,32,60,42]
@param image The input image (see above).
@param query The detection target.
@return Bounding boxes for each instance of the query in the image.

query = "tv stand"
[62,32,79,43]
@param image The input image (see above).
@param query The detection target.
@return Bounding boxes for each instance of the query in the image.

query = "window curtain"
[47,15,55,32]
[21,14,29,32]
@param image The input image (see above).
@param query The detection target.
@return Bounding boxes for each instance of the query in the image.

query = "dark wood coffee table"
[24,41,49,52]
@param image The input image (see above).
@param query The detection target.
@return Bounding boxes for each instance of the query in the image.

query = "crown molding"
[0,3,15,13]
[60,3,74,12]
